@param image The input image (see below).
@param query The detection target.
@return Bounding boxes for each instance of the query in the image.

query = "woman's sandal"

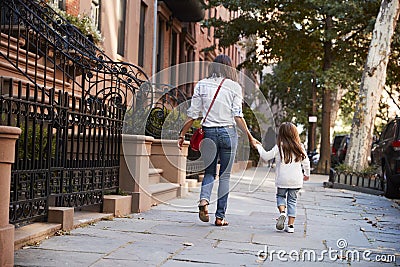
[215,217,229,226]
[198,204,209,222]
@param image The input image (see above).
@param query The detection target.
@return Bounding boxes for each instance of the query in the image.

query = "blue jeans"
[199,126,238,219]
[276,188,300,217]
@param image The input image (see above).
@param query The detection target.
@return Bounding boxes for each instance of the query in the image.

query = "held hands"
[250,137,261,149]
[303,175,310,181]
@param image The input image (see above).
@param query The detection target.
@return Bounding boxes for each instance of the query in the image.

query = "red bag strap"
[202,77,226,124]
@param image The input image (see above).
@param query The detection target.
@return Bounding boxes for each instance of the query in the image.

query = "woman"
[178,55,256,226]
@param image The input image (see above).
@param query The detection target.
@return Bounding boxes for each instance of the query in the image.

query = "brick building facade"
[52,0,248,98]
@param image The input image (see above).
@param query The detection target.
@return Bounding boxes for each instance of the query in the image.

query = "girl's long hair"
[277,122,307,164]
[208,54,238,81]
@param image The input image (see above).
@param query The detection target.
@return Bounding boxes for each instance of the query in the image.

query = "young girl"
[255,122,310,233]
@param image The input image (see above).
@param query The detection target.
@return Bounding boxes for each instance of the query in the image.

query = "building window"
[199,58,203,80]
[156,19,164,72]
[138,2,147,67]
[170,30,178,84]
[91,0,100,31]
[117,0,127,56]
[49,0,65,10]
[207,8,212,37]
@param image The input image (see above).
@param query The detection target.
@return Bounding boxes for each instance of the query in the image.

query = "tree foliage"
[203,0,399,161]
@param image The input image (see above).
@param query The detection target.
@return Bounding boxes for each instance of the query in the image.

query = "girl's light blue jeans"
[276,188,300,217]
[199,126,238,219]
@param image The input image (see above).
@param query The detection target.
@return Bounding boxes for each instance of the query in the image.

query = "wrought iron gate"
[0,0,149,226]
[1,77,124,225]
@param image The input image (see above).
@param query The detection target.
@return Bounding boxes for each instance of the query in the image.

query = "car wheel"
[383,163,400,198]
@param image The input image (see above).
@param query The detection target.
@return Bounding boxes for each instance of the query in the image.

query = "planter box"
[119,135,154,213]
[150,139,189,186]
[103,195,132,217]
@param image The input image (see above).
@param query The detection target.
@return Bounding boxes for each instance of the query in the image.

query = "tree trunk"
[345,0,400,171]
[315,15,333,174]
[330,85,347,135]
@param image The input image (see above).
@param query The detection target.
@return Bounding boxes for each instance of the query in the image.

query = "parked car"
[331,134,347,166]
[337,135,350,164]
[371,117,400,198]
[307,150,319,167]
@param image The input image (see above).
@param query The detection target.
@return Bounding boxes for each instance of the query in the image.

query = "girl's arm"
[301,151,311,178]
[256,144,277,162]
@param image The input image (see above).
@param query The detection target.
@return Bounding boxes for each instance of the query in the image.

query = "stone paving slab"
[14,249,103,266]
[147,221,213,238]
[72,219,157,235]
[170,245,259,266]
[31,234,127,254]
[92,259,156,267]
[161,260,220,266]
[14,168,400,267]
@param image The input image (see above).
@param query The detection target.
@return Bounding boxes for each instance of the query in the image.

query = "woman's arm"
[234,116,256,145]
[177,118,194,150]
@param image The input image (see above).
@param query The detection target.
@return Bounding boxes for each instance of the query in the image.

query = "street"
[15,167,400,266]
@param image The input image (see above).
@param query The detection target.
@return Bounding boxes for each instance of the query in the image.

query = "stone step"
[0,60,70,91]
[148,167,164,184]
[0,45,55,78]
[0,33,36,61]
[0,32,26,48]
[148,183,180,206]
[0,39,39,62]
[186,178,201,188]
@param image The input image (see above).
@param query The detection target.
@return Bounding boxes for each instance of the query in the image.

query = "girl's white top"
[187,77,243,127]
[256,144,310,188]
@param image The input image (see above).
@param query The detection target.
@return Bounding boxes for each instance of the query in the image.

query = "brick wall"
[66,0,80,16]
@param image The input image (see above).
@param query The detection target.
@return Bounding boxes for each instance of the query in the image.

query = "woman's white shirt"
[256,144,311,189]
[187,77,243,127]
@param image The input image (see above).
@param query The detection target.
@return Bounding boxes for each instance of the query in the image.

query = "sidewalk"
[15,167,400,266]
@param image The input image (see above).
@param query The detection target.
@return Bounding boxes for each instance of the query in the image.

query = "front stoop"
[103,195,132,217]
[149,183,180,205]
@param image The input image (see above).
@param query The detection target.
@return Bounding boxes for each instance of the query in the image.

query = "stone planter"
[103,195,132,217]
[150,139,189,194]
[119,135,154,213]
[0,126,21,267]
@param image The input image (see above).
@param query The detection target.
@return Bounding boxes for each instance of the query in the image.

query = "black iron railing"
[0,0,152,226]
[144,83,188,139]
[334,171,382,190]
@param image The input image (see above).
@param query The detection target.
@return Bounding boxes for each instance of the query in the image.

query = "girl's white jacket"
[256,144,310,189]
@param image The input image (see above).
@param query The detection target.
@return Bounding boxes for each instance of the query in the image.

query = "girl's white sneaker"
[286,225,294,233]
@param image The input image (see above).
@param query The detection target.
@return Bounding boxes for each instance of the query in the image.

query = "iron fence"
[334,171,382,190]
[0,0,150,226]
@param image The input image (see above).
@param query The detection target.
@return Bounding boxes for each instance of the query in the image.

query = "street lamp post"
[308,115,317,153]
[308,73,317,154]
